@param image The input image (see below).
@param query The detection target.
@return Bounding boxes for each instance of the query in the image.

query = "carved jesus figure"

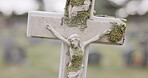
[46,25,102,78]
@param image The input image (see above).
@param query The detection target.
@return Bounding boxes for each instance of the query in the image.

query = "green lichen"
[62,0,92,31]
[120,18,127,23]
[67,47,83,72]
[63,11,90,30]
[71,0,85,6]
[64,0,70,17]
[106,22,126,43]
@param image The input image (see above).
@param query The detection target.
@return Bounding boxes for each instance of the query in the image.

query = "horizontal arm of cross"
[46,24,69,44]
[27,11,126,45]
[83,35,100,46]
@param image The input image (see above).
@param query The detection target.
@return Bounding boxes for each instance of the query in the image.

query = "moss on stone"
[67,47,83,72]
[63,0,70,18]
[120,18,127,23]
[63,11,90,30]
[71,0,85,6]
[106,22,126,43]
[62,0,92,31]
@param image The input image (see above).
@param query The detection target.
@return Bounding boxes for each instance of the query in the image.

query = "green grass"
[0,42,148,78]
[87,45,148,78]
[0,27,148,78]
[0,41,60,78]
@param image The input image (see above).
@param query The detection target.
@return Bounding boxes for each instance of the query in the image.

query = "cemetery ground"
[0,27,148,78]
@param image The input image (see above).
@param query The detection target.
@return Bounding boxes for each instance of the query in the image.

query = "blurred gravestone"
[88,51,101,65]
[0,30,2,45]
[4,45,26,65]
[121,34,134,66]
[3,36,26,65]
[123,50,134,66]
[140,33,148,67]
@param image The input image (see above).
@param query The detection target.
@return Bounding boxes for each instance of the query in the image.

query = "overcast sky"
[44,0,65,13]
[0,0,148,17]
[113,0,148,17]
[0,0,66,16]
[0,0,38,16]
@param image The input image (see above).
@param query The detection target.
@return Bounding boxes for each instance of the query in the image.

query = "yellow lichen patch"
[63,11,90,30]
[120,18,127,23]
[62,0,92,31]
[71,0,85,6]
[67,47,83,72]
[106,22,126,43]
[67,55,83,72]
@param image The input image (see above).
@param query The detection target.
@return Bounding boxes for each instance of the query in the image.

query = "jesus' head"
[68,34,80,48]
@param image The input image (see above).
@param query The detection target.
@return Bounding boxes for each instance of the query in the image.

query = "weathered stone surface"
[27,11,125,45]
[27,0,127,78]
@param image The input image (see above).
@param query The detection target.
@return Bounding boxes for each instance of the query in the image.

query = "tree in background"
[36,0,45,11]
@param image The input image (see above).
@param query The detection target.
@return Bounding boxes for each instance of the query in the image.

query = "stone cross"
[27,0,127,78]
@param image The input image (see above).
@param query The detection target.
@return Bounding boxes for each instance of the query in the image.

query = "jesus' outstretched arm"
[46,25,69,44]
[83,29,112,46]
[83,35,101,46]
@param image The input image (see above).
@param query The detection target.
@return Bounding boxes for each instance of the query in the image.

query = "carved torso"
[68,46,83,72]
[67,43,84,78]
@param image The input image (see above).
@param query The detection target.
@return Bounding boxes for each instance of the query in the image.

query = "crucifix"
[27,0,127,78]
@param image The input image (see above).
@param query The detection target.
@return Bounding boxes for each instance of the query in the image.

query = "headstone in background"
[140,32,148,67]
[88,51,101,65]
[123,50,134,66]
[4,45,26,65]
[0,30,2,45]
[3,36,26,65]
[121,33,135,67]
